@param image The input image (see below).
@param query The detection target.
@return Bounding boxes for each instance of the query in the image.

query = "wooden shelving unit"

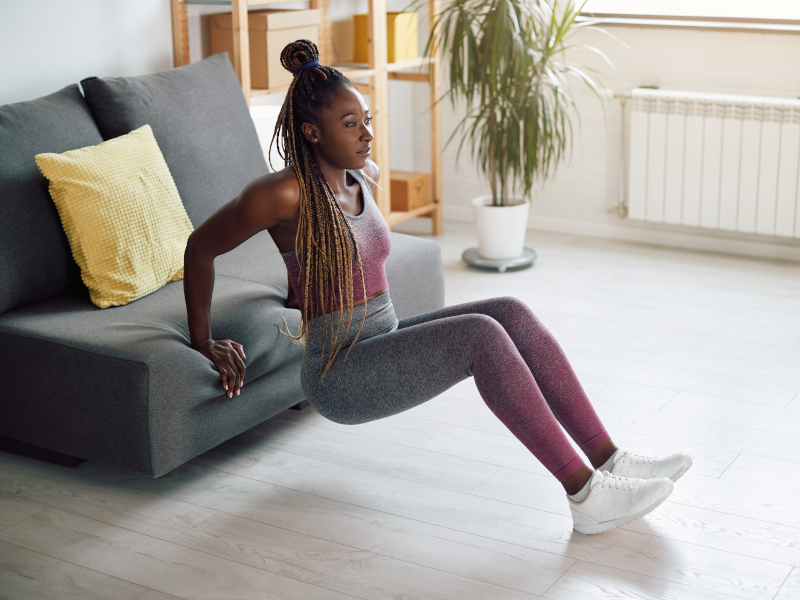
[171,0,443,234]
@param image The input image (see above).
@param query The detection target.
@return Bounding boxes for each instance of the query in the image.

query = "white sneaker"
[569,470,674,535]
[609,449,693,482]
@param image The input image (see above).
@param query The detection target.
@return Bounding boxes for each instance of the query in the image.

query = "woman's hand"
[193,339,246,398]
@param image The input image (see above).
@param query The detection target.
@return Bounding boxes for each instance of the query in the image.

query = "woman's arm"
[184,174,298,397]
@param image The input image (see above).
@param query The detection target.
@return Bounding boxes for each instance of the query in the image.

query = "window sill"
[577,14,800,35]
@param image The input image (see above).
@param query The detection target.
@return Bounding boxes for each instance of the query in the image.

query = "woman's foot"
[568,470,674,535]
[601,449,693,482]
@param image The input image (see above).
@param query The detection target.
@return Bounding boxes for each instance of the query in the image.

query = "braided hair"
[272,39,372,383]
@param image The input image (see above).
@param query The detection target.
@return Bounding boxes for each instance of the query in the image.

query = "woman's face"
[302,86,373,170]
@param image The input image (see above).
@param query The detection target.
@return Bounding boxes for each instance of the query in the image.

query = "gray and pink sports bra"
[279,169,391,308]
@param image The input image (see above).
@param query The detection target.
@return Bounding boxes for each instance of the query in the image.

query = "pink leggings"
[302,294,611,481]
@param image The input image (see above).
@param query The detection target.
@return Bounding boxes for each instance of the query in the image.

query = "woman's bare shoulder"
[240,166,301,223]
[362,159,380,192]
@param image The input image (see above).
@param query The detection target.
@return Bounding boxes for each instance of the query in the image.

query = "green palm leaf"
[406,0,611,206]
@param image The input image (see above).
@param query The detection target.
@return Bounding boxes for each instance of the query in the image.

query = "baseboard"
[442,205,800,262]
[0,436,86,468]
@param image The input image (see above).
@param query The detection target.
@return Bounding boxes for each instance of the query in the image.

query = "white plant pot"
[471,195,530,259]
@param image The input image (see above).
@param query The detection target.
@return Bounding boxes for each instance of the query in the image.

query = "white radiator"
[627,89,800,238]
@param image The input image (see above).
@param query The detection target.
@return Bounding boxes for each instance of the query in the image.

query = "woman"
[184,40,692,535]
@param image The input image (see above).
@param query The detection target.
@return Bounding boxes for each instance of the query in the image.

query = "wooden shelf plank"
[171,0,190,67]
[367,0,391,219]
[388,56,433,71]
[185,0,307,5]
[229,0,251,105]
[334,56,433,73]
[389,72,430,82]
[388,202,439,225]
[249,65,378,97]
[331,66,378,80]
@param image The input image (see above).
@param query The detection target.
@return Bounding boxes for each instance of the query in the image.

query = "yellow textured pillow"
[35,124,194,308]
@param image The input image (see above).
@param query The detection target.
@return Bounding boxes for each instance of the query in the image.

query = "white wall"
[426,24,800,260]
[3,2,799,259]
[0,0,173,106]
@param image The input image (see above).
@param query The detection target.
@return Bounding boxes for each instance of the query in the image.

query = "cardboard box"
[353,12,418,64]
[210,9,321,90]
[390,171,430,212]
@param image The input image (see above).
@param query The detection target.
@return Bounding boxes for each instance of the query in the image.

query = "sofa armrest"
[385,232,445,320]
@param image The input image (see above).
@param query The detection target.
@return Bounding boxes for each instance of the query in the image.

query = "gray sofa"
[0,54,444,478]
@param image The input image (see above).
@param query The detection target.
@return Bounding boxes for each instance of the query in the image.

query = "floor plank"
[176,446,790,600]
[0,508,358,600]
[174,511,544,600]
[660,392,800,438]
[471,467,800,567]
[0,540,178,600]
[250,415,502,492]
[278,406,554,476]
[614,340,800,388]
[721,454,800,495]
[575,401,800,466]
[544,560,747,600]
[568,352,798,411]
[0,453,217,542]
[550,317,800,408]
[775,568,800,600]
[622,502,800,568]
[0,491,43,532]
[470,467,570,516]
[670,473,800,529]
[566,372,680,411]
[96,462,574,597]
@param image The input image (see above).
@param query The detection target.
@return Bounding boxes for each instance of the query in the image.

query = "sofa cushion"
[0,275,304,476]
[0,85,105,314]
[35,124,195,308]
[80,53,269,228]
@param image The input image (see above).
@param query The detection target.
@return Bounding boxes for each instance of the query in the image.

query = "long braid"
[272,40,370,383]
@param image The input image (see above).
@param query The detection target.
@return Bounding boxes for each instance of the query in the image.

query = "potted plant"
[409,0,611,265]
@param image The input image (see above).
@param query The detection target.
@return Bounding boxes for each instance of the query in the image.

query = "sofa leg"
[289,400,310,411]
[0,436,86,468]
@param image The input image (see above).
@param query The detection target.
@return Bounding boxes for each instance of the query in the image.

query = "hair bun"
[280,39,320,75]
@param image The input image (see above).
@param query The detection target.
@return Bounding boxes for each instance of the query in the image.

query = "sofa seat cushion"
[0,275,304,476]
[80,54,269,228]
[0,85,105,314]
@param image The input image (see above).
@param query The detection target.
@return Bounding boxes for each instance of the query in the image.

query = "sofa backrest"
[0,85,104,314]
[80,53,269,228]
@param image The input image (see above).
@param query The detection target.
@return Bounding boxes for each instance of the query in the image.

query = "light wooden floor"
[2,221,800,600]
